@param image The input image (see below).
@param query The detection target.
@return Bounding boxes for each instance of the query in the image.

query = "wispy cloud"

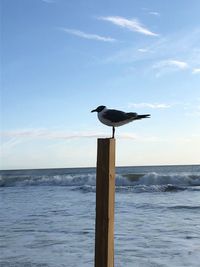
[1,129,101,140]
[129,103,171,109]
[0,137,23,154]
[61,28,116,42]
[1,129,167,147]
[41,0,55,3]
[141,7,160,17]
[152,59,189,77]
[98,16,158,36]
[192,68,200,74]
[102,28,200,75]
[138,48,149,53]
[1,129,137,141]
[149,11,160,17]
[153,59,189,70]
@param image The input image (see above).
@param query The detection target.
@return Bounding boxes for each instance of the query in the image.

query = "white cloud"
[138,48,148,53]
[41,0,55,3]
[129,103,171,109]
[61,28,116,42]
[98,16,158,36]
[102,29,200,72]
[149,11,160,17]
[1,129,167,149]
[152,59,189,77]
[153,59,189,70]
[1,129,102,140]
[168,60,188,69]
[1,129,138,141]
[192,68,200,74]
[0,137,22,154]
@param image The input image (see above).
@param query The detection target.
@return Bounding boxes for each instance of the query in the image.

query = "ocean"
[0,165,200,267]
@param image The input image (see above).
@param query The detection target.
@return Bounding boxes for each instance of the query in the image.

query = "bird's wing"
[126,112,138,118]
[103,109,131,122]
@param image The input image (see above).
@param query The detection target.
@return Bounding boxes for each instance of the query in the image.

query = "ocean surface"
[0,165,200,267]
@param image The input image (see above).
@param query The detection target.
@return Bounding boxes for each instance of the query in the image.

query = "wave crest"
[1,171,200,190]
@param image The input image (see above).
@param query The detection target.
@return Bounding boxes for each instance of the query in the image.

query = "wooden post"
[95,138,116,267]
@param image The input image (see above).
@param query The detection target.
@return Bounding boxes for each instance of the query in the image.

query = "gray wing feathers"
[103,110,150,122]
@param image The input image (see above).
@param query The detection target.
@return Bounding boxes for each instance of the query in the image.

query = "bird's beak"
[91,109,97,113]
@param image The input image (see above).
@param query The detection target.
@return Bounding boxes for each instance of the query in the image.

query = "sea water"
[0,165,200,267]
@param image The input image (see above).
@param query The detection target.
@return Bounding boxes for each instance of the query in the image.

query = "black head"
[91,105,106,113]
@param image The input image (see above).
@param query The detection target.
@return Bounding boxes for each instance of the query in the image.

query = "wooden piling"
[95,138,116,267]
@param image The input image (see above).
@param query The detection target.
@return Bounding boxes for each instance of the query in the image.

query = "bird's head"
[91,105,106,113]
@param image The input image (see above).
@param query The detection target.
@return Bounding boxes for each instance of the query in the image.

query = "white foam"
[1,172,200,188]
[138,172,200,186]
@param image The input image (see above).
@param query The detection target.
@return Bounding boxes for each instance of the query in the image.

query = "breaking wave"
[1,171,200,192]
[0,173,96,187]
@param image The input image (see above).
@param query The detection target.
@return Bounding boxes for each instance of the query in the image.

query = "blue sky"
[1,0,200,169]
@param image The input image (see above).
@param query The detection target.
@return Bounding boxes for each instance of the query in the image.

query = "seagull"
[91,105,150,138]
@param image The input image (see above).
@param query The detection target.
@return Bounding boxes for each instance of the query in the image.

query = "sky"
[1,0,200,170]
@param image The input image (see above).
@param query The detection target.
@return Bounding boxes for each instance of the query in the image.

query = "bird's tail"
[136,114,151,120]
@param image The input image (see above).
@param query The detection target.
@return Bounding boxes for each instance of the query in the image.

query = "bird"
[91,105,150,138]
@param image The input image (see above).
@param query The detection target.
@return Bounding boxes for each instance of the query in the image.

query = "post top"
[97,138,115,140]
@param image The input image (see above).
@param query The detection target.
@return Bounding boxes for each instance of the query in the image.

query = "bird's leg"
[112,127,115,138]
